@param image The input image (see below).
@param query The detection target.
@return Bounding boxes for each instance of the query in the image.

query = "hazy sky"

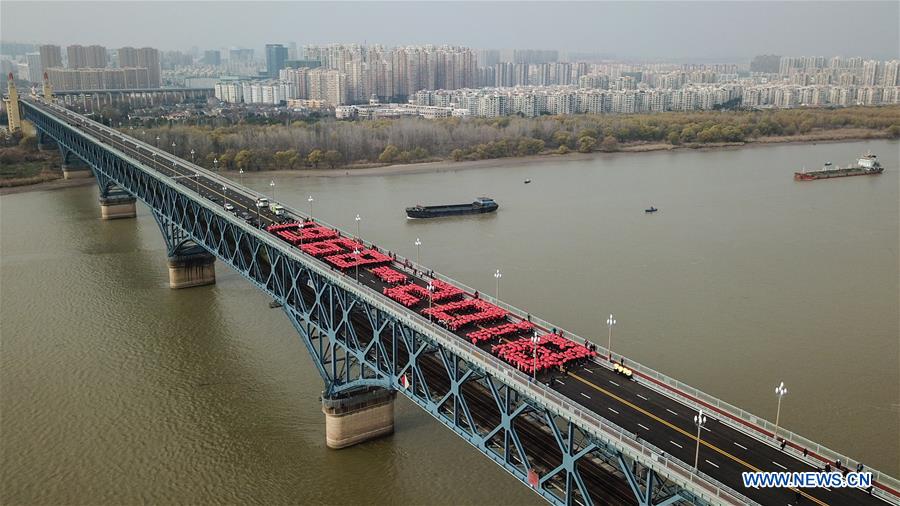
[3,1,898,61]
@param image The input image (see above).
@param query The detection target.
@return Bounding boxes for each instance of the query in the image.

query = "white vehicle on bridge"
[255,197,269,208]
[223,202,234,212]
[269,203,285,216]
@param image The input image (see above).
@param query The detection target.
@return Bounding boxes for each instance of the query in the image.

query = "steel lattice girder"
[23,102,720,506]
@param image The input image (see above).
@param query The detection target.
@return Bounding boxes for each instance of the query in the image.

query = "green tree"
[577,136,597,153]
[307,149,324,168]
[556,145,570,155]
[323,150,343,169]
[378,144,400,163]
[599,136,619,152]
[234,149,253,171]
[273,150,299,170]
[451,149,465,162]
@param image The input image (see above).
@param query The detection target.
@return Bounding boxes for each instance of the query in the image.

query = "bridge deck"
[27,97,898,506]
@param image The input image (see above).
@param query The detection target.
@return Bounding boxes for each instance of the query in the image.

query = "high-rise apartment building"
[67,45,107,69]
[118,47,161,86]
[25,52,43,82]
[39,44,63,70]
[266,44,288,77]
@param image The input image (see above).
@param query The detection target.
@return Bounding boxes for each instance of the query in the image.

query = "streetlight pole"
[307,195,314,220]
[531,331,541,380]
[214,158,219,173]
[494,269,502,300]
[607,314,617,362]
[415,238,422,266]
[194,172,200,194]
[270,179,276,201]
[355,213,361,240]
[694,410,707,471]
[190,149,195,164]
[239,168,244,186]
[773,381,788,443]
[353,248,361,282]
[155,135,160,149]
[171,141,176,156]
[222,185,228,209]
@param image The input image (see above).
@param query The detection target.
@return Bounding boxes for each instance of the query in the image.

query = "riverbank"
[2,128,893,194]
[235,128,896,180]
[0,175,95,196]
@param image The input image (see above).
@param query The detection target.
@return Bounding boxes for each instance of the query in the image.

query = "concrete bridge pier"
[99,188,136,220]
[322,388,396,449]
[62,157,93,180]
[167,244,216,289]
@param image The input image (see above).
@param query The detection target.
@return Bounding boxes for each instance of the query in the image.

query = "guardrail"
[32,98,896,504]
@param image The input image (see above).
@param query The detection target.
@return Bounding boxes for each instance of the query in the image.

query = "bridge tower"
[42,72,53,102]
[5,73,22,133]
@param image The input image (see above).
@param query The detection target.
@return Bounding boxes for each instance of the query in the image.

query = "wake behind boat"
[406,197,499,219]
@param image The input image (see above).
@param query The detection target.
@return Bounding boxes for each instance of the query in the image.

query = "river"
[2,139,897,505]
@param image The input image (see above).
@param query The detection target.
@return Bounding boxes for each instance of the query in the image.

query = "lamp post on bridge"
[414,238,422,266]
[190,149,195,164]
[307,195,314,220]
[270,179,276,201]
[353,248,361,282]
[194,172,200,194]
[494,269,502,300]
[239,168,244,186]
[222,185,228,209]
[171,141,176,156]
[155,135,160,149]
[531,331,541,381]
[693,410,707,471]
[213,158,218,172]
[773,381,788,443]
[355,213,361,240]
[606,314,617,362]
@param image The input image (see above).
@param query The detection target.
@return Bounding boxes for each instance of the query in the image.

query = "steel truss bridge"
[20,95,900,506]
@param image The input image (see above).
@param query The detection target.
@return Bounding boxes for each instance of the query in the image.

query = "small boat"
[524,179,532,184]
[645,206,658,213]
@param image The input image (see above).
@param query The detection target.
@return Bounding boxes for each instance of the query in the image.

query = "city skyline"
[2,1,899,61]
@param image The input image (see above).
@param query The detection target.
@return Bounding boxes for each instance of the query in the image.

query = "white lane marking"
[670,441,683,449]
[638,423,651,431]
[584,368,594,374]
[608,407,619,415]
[608,380,620,387]
[701,426,711,432]
[705,460,720,469]
[666,408,679,416]
[555,379,565,385]
[636,393,649,401]
[580,392,591,399]
[734,442,748,450]
[772,461,788,470]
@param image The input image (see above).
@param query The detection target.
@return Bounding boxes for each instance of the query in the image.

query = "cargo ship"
[406,197,499,219]
[794,154,884,181]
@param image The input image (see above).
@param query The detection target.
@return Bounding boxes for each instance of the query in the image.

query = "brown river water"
[2,139,898,505]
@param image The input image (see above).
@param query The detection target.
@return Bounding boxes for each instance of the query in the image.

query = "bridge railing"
[34,98,896,503]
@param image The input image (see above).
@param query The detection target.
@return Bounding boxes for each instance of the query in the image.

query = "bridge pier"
[99,190,137,220]
[167,245,216,289]
[62,158,93,180]
[322,388,396,449]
